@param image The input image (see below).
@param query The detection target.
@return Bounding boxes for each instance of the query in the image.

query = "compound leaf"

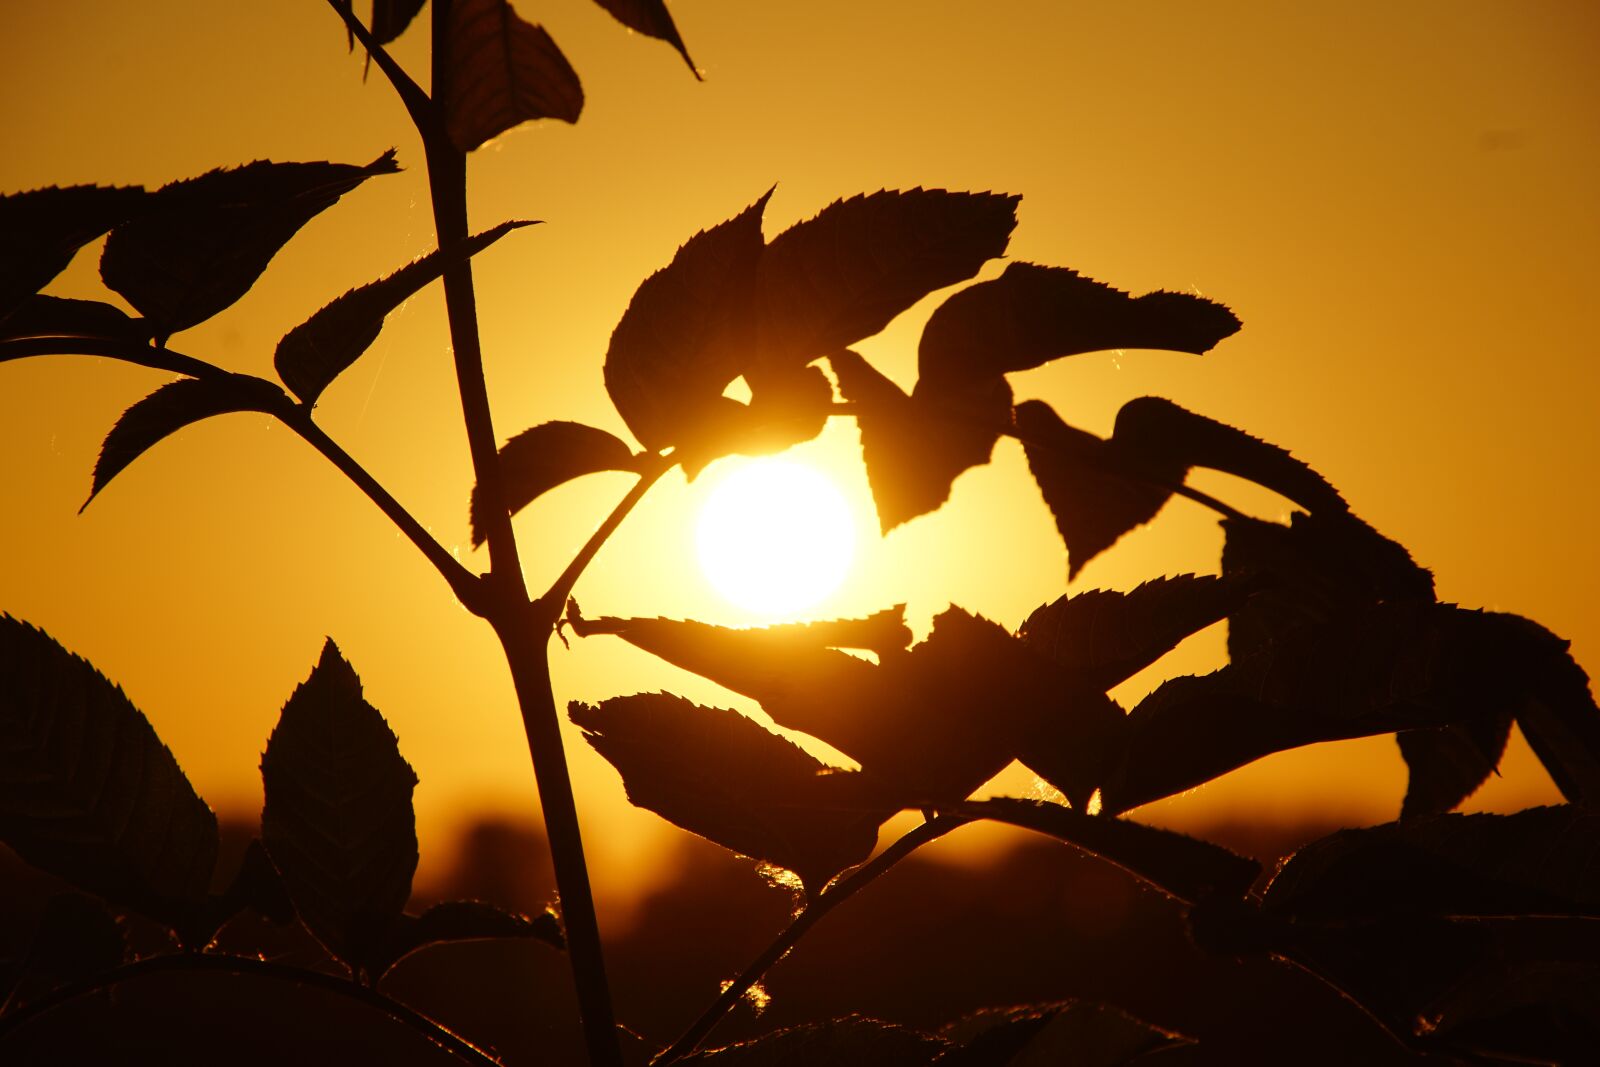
[0,616,217,932]
[0,184,146,318]
[590,0,698,76]
[369,899,564,980]
[470,421,640,547]
[260,639,419,973]
[276,219,535,406]
[100,153,398,341]
[85,375,285,511]
[442,0,582,151]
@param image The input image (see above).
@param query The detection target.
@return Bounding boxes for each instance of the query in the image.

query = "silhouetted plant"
[3,3,1597,1065]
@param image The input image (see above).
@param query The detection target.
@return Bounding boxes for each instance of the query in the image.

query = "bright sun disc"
[696,459,855,615]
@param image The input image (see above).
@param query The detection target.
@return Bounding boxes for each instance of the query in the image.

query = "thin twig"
[0,952,502,1066]
[322,0,441,143]
[652,815,970,1065]
[539,455,672,615]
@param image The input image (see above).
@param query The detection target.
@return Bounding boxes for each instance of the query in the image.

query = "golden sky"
[3,1,1597,910]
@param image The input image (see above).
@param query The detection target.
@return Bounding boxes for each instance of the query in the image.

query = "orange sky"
[3,1,1597,911]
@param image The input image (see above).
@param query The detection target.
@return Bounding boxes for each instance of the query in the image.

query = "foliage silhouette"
[2,2,1597,1065]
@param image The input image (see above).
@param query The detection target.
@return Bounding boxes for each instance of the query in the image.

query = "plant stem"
[652,816,970,1065]
[0,336,224,379]
[0,952,502,1066]
[540,456,671,611]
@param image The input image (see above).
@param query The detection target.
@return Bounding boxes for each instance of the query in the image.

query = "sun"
[695,458,856,616]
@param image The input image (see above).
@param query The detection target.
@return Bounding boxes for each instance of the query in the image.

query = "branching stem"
[539,455,672,614]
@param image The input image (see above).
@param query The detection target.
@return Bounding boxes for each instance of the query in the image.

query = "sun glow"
[695,459,856,616]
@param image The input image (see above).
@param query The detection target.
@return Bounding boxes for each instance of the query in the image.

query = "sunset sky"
[3,1,1597,915]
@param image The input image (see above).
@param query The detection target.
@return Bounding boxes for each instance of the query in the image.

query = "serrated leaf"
[0,295,150,344]
[935,1001,1187,1067]
[946,798,1259,903]
[1262,806,1600,922]
[100,154,398,341]
[0,184,146,318]
[469,421,639,547]
[571,693,881,894]
[276,219,533,406]
[675,361,836,478]
[371,0,427,44]
[831,349,1009,532]
[604,190,771,453]
[0,616,218,930]
[677,1016,947,1066]
[1103,603,1598,816]
[918,262,1240,390]
[260,639,419,973]
[368,899,564,980]
[85,375,285,511]
[591,0,698,76]
[1397,713,1514,820]
[443,0,582,151]
[756,189,1019,368]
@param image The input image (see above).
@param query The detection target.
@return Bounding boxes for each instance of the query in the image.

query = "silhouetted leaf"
[276,219,534,406]
[604,190,771,453]
[1498,613,1600,805]
[217,838,296,926]
[1013,688,1126,812]
[1397,713,1514,820]
[1016,400,1172,578]
[85,375,285,511]
[676,1016,946,1066]
[1425,955,1600,1065]
[0,295,149,344]
[918,262,1240,390]
[947,799,1259,903]
[442,0,582,151]
[99,154,398,341]
[260,639,419,972]
[591,0,698,76]
[934,1001,1187,1067]
[369,899,564,980]
[831,349,1009,532]
[756,190,1019,367]
[1263,806,1600,922]
[0,184,146,317]
[1103,603,1592,815]
[0,616,218,930]
[469,421,640,547]
[570,693,881,894]
[4,894,125,1010]
[1019,575,1262,692]
[371,0,427,44]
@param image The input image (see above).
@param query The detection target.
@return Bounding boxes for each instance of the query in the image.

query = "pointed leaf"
[86,375,285,510]
[604,190,771,452]
[470,420,639,547]
[0,295,149,344]
[571,693,881,894]
[276,219,534,406]
[0,184,146,317]
[443,0,582,151]
[918,261,1240,390]
[831,349,1008,532]
[371,0,427,44]
[757,189,1019,367]
[0,616,218,930]
[677,1017,946,1066]
[1397,713,1514,819]
[1014,688,1126,812]
[1262,806,1600,922]
[947,798,1260,903]
[100,153,399,341]
[591,0,698,76]
[260,639,419,972]
[935,1002,1187,1067]
[369,899,564,980]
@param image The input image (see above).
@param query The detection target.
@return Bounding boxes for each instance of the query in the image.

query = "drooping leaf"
[1013,688,1126,812]
[0,184,146,318]
[0,616,218,931]
[371,0,427,44]
[1396,713,1514,820]
[368,899,564,980]
[85,375,285,511]
[918,262,1240,390]
[1015,400,1173,579]
[1262,806,1600,922]
[0,295,150,344]
[442,0,583,151]
[934,1001,1187,1067]
[260,639,419,972]
[831,349,1009,532]
[1104,604,1600,816]
[571,693,881,894]
[675,361,837,478]
[756,189,1019,368]
[100,153,399,341]
[469,421,640,547]
[276,219,534,406]
[590,0,698,76]
[676,1016,947,1066]
[947,798,1259,903]
[604,190,771,452]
